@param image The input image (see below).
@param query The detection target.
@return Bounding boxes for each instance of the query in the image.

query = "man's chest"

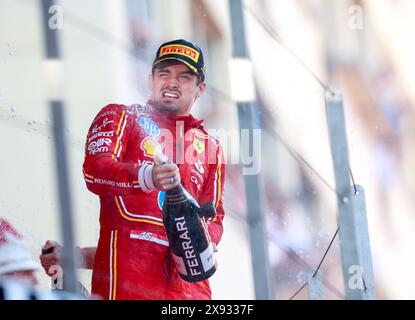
[124,116,215,196]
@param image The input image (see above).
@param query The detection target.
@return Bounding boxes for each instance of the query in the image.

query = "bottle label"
[200,243,216,272]
[174,216,202,277]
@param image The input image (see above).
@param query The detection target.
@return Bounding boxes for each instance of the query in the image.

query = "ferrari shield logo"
[193,137,205,154]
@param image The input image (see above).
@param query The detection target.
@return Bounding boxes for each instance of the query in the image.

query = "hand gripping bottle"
[156,153,217,282]
[41,247,90,298]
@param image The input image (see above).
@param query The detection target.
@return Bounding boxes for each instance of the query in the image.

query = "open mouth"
[162,91,180,99]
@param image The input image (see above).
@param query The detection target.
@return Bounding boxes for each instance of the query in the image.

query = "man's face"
[149,62,206,116]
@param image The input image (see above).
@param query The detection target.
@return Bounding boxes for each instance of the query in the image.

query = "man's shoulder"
[91,104,149,125]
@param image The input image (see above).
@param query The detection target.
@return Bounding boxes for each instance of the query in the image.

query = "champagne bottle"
[157,154,217,282]
[41,247,90,298]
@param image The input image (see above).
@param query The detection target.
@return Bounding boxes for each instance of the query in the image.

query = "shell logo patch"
[140,137,159,158]
[193,137,205,154]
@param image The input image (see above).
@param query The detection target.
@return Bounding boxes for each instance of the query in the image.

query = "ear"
[196,82,206,98]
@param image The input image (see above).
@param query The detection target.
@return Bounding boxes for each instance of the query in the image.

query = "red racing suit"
[82,102,225,300]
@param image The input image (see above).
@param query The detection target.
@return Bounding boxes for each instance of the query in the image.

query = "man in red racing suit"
[82,39,225,300]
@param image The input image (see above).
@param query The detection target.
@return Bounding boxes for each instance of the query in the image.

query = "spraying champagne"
[155,153,217,282]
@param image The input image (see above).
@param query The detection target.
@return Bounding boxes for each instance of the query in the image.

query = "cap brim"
[153,57,200,76]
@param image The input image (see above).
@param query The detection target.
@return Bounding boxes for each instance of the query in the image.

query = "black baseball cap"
[152,39,205,82]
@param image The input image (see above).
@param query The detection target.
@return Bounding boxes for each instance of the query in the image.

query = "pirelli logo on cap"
[159,44,200,63]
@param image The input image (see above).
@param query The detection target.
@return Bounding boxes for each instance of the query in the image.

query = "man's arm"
[83,104,158,196]
[198,144,226,247]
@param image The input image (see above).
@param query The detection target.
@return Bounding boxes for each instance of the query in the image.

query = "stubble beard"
[152,91,183,115]
[153,100,182,115]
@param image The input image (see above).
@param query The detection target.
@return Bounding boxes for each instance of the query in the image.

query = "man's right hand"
[39,240,62,277]
[152,162,181,191]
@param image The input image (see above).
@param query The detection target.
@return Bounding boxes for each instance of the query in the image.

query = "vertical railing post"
[325,87,375,300]
[228,0,274,299]
[41,0,79,294]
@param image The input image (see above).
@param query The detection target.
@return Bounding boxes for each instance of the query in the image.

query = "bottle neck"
[164,184,201,209]
[165,184,187,204]
[166,184,184,195]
